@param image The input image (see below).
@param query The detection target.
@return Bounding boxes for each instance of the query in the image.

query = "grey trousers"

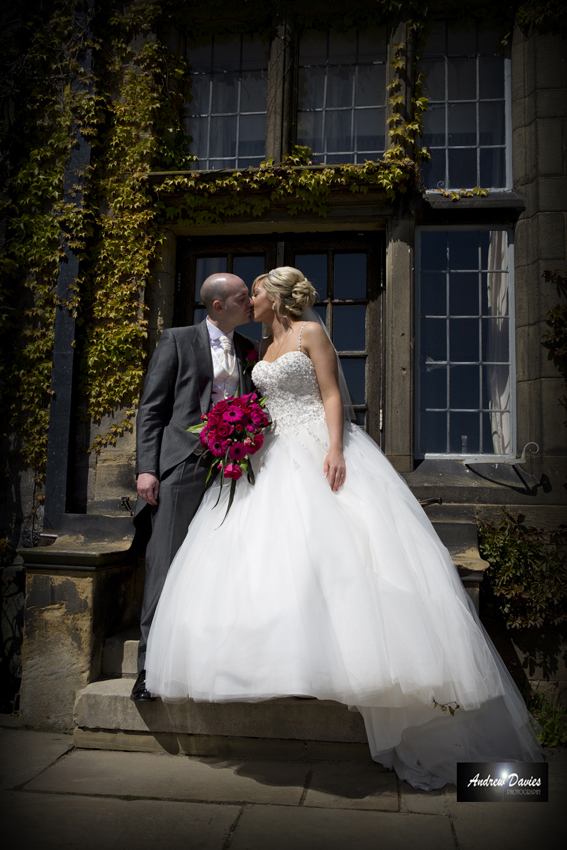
[137,455,208,672]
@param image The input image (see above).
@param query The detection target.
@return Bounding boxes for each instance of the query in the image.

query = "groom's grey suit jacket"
[134,320,254,522]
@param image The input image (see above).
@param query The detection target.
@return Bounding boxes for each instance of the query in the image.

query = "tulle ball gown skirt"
[146,421,541,790]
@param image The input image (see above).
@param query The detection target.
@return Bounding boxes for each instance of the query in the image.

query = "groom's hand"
[137,472,160,506]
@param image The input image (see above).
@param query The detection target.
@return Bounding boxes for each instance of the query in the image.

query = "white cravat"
[219,334,236,376]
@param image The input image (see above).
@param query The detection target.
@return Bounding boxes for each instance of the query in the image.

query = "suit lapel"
[234,332,253,395]
[194,320,214,414]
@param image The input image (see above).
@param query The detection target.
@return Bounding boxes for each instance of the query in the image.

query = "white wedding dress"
[146,347,541,790]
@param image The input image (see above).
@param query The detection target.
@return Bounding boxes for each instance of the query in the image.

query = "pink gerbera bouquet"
[187,392,270,521]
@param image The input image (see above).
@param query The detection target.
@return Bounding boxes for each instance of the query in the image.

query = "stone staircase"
[73,519,488,757]
[73,630,371,759]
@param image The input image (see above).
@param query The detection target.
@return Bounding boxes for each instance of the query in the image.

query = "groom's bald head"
[201,273,245,311]
[201,273,252,332]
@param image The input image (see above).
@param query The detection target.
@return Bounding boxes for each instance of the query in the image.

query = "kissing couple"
[133,267,541,791]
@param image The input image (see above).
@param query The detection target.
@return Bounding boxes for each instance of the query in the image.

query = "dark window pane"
[420,363,447,408]
[355,108,384,152]
[448,148,477,187]
[450,272,479,315]
[295,254,328,300]
[448,231,479,269]
[421,273,447,315]
[297,111,324,152]
[340,358,366,404]
[241,37,268,71]
[208,159,236,169]
[213,36,241,71]
[480,147,506,188]
[298,67,326,110]
[481,272,509,317]
[238,114,265,157]
[194,306,208,324]
[482,364,510,409]
[211,72,238,113]
[450,364,480,408]
[327,66,353,108]
[195,257,227,301]
[209,115,237,158]
[479,57,505,98]
[295,254,327,301]
[420,410,447,453]
[314,304,328,325]
[328,29,356,64]
[355,64,385,106]
[190,75,210,115]
[421,317,447,362]
[188,116,208,160]
[478,30,501,56]
[422,104,445,147]
[421,231,447,271]
[480,102,505,145]
[326,154,355,164]
[422,59,445,101]
[423,23,446,57]
[448,58,476,100]
[482,318,509,361]
[333,305,366,350]
[421,148,446,189]
[483,411,510,454]
[335,253,366,299]
[450,318,478,361]
[448,28,477,57]
[188,41,213,71]
[448,102,476,145]
[450,412,480,453]
[299,31,327,64]
[357,28,387,62]
[326,110,351,151]
[240,71,267,112]
[233,256,265,287]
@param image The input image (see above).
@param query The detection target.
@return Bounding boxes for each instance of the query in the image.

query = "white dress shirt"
[207,319,240,406]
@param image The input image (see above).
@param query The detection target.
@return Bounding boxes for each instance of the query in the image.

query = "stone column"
[512,27,567,495]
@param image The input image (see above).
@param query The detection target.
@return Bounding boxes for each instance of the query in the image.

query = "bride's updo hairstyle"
[254,266,317,318]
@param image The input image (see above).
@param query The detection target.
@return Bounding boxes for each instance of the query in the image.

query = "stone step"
[73,676,370,760]
[102,628,140,678]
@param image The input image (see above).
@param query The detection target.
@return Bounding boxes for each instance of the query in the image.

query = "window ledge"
[412,190,525,224]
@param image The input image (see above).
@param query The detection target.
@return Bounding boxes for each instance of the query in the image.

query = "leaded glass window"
[417,228,514,457]
[297,28,387,165]
[187,35,268,169]
[420,24,510,190]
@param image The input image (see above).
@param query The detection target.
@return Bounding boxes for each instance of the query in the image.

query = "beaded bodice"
[252,351,326,435]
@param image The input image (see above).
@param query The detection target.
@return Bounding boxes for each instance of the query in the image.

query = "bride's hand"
[324,449,346,492]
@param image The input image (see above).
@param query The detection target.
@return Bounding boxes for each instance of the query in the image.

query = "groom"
[131,273,255,700]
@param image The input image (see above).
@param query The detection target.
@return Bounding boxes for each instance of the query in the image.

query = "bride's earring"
[271,303,276,311]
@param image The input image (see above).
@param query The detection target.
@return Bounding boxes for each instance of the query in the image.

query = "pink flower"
[251,411,268,426]
[216,421,232,438]
[246,350,259,363]
[214,400,229,413]
[247,433,264,454]
[224,463,242,480]
[228,442,248,460]
[223,407,244,422]
[208,434,228,457]
[200,428,209,447]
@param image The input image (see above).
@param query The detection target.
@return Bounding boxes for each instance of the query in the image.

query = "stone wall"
[512,27,567,497]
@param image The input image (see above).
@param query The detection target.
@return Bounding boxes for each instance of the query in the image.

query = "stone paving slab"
[25,748,310,805]
[303,761,398,811]
[230,806,455,850]
[400,780,456,814]
[0,728,73,790]
[0,790,239,850]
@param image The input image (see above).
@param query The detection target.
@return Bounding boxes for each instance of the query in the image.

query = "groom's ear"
[212,299,224,315]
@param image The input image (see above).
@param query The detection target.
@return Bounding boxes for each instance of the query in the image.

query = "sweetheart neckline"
[256,350,312,366]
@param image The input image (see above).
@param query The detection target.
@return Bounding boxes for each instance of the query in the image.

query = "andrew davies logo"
[457,762,548,802]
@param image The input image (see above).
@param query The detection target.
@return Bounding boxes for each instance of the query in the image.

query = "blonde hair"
[252,266,317,318]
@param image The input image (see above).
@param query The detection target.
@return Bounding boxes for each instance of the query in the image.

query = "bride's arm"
[301,323,346,492]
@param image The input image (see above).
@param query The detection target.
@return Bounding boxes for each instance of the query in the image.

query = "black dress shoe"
[130,670,157,702]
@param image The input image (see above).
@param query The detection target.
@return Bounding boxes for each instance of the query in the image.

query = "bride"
[145,266,541,790]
